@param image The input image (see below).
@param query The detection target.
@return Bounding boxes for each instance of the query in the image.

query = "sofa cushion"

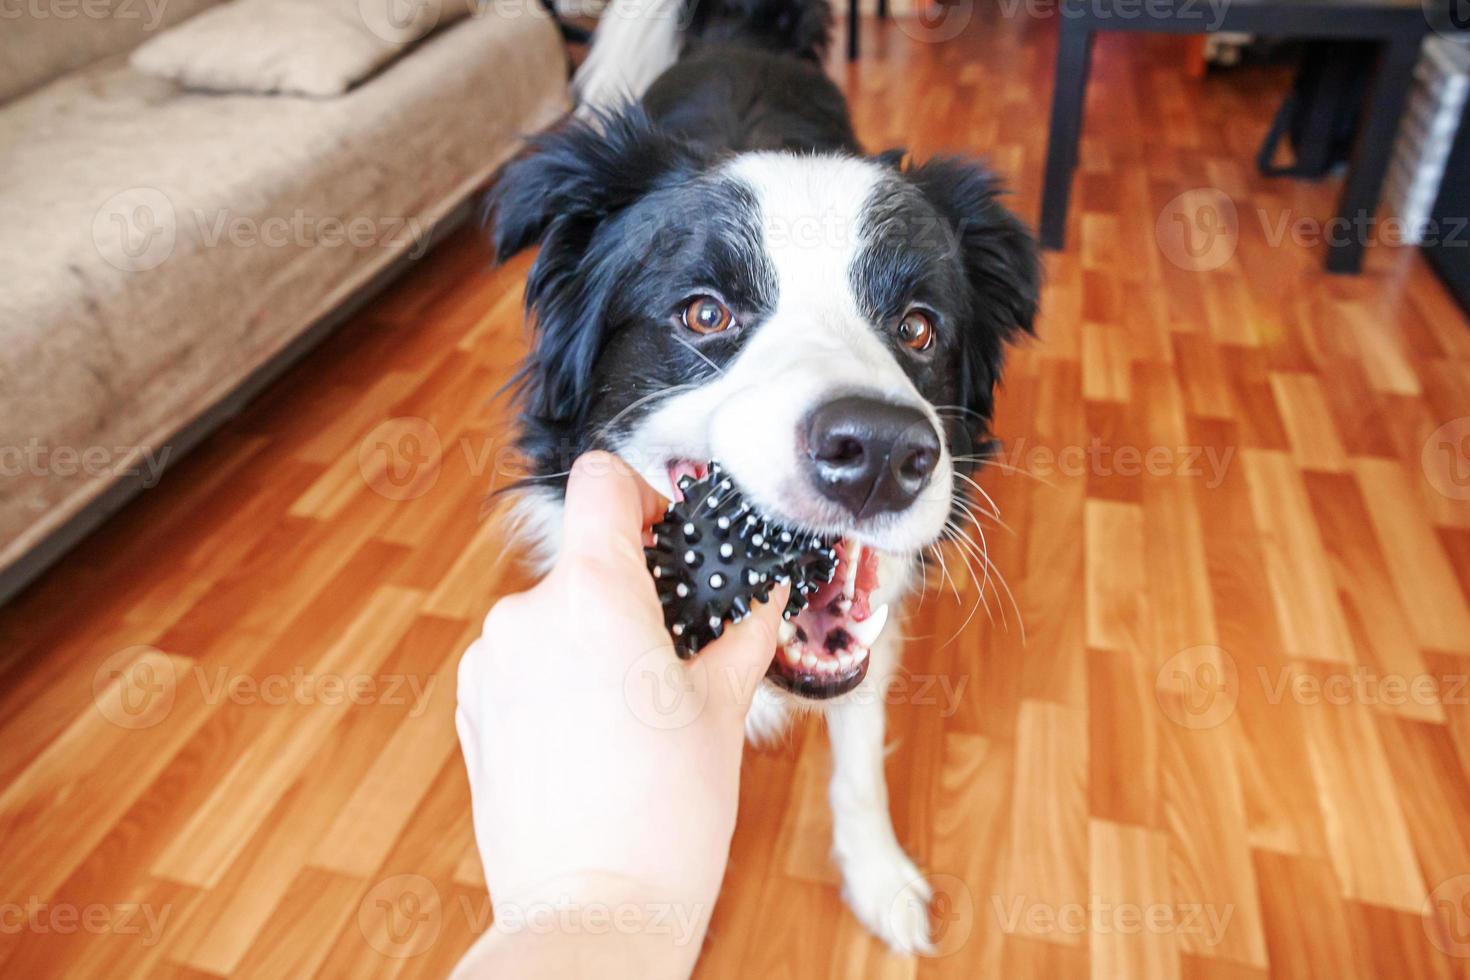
[0,5,567,573]
[0,0,222,105]
[129,0,478,97]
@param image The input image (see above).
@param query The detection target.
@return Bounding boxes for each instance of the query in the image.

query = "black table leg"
[1040,21,1094,250]
[1327,33,1421,274]
[848,0,860,60]
[877,0,889,17]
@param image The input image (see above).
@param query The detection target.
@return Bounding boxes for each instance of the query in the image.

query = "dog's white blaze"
[625,154,955,554]
[726,153,879,326]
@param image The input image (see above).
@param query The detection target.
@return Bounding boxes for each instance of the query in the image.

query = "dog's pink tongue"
[666,461,708,502]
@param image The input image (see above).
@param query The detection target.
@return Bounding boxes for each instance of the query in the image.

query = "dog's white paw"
[838,844,936,956]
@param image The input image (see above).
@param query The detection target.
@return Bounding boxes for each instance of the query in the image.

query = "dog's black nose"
[803,396,941,518]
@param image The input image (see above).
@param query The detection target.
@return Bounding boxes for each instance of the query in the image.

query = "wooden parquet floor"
[3,11,1470,979]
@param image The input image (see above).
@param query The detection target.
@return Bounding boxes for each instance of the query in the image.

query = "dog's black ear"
[905,156,1039,340]
[487,107,707,461]
[488,105,705,261]
[904,156,1039,420]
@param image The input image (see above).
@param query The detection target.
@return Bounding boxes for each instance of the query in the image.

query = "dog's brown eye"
[897,309,935,351]
[681,296,733,335]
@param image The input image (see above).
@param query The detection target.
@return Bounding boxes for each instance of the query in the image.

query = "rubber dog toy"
[646,462,838,658]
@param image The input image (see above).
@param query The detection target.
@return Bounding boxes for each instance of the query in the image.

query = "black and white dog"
[490,0,1038,953]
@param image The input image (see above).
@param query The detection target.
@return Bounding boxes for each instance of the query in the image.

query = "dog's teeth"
[849,603,890,648]
[838,652,853,669]
[801,653,817,670]
[784,645,802,665]
[779,621,796,644]
[844,541,862,597]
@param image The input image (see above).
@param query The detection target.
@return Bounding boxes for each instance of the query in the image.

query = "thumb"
[699,582,790,710]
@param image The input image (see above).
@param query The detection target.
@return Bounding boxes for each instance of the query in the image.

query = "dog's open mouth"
[666,461,887,699]
[773,538,885,698]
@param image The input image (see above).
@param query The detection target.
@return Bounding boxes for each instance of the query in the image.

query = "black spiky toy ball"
[646,462,838,659]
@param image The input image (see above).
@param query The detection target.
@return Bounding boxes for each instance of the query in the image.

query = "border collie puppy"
[488,0,1038,953]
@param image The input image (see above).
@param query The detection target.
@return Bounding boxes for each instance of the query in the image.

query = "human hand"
[453,451,787,977]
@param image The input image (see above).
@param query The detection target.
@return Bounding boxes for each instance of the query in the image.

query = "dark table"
[1038,0,1438,273]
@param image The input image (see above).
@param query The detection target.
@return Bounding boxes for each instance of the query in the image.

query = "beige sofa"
[0,0,569,600]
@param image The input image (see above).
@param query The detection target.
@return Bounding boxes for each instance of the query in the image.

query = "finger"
[559,451,669,561]
[699,582,790,708]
